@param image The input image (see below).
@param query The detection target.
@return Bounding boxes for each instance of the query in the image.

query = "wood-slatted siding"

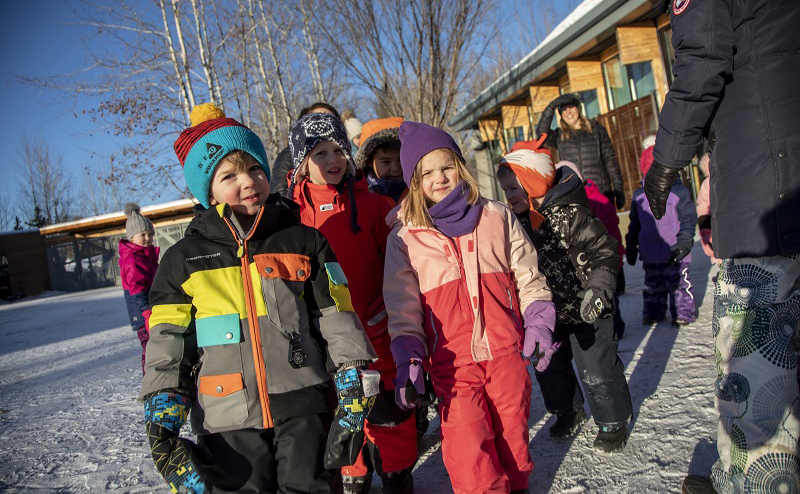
[596,93,660,211]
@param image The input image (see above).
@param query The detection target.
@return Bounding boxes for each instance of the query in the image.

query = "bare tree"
[79,163,126,217]
[317,0,496,129]
[0,194,11,232]
[15,135,74,226]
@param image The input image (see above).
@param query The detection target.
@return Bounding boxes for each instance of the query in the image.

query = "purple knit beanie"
[398,121,464,186]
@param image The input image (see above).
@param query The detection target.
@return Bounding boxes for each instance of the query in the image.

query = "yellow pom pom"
[190,103,226,126]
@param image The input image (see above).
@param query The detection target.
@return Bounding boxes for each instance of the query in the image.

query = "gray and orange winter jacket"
[383,198,552,369]
[139,195,376,435]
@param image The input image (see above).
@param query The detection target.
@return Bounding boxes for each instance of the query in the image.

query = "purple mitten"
[522,300,558,372]
[390,335,427,410]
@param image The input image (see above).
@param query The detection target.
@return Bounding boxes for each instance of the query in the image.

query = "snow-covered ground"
[0,242,719,493]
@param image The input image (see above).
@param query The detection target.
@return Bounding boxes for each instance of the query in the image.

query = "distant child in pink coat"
[384,121,555,494]
[695,154,719,264]
[118,203,159,374]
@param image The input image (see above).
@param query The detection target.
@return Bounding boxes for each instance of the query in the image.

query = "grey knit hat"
[124,203,155,240]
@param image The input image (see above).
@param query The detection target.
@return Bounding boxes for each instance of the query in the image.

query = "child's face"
[209,154,270,216]
[418,149,459,204]
[371,148,403,181]
[307,141,347,185]
[498,172,529,215]
[130,232,154,248]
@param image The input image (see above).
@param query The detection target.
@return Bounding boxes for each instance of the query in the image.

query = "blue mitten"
[324,367,376,469]
[144,392,206,494]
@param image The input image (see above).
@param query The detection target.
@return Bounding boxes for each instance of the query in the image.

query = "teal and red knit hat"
[174,103,271,208]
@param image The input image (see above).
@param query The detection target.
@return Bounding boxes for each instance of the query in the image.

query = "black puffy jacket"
[519,167,620,324]
[269,146,294,197]
[653,0,800,258]
[536,103,624,197]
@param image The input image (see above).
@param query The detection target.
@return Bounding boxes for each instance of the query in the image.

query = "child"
[695,153,719,265]
[119,203,159,374]
[354,117,407,204]
[384,121,556,493]
[288,112,418,494]
[496,141,633,452]
[556,161,627,338]
[140,104,376,494]
[626,146,698,326]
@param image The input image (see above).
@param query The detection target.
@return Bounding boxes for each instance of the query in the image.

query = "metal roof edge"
[39,198,197,235]
[449,0,643,131]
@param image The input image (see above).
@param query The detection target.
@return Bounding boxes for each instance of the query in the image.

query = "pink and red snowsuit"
[118,239,159,373]
[384,198,553,493]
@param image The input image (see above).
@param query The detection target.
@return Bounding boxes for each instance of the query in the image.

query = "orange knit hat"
[354,117,404,170]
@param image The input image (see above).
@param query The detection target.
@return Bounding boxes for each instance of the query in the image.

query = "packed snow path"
[0,242,719,493]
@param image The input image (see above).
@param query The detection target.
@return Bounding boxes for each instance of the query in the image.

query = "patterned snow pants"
[711,254,800,493]
[642,261,697,323]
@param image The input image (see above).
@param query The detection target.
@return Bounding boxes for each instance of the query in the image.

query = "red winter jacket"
[293,177,397,384]
[118,239,160,330]
[585,179,625,264]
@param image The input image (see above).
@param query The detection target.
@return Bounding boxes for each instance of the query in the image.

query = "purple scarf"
[428,182,482,238]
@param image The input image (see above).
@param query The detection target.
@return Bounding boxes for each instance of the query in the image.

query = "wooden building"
[450,0,681,204]
[39,199,197,292]
[0,229,50,299]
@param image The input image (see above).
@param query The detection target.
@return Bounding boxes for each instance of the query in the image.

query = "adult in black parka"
[536,94,626,209]
[644,0,800,493]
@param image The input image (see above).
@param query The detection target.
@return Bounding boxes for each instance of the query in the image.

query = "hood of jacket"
[538,165,590,211]
[118,238,159,262]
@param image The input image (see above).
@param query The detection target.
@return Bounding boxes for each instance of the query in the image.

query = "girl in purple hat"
[383,121,556,493]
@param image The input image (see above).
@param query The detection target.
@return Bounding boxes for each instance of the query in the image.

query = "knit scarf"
[366,174,406,204]
[428,182,482,238]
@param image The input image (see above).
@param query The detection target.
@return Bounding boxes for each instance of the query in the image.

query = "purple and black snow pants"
[642,261,696,323]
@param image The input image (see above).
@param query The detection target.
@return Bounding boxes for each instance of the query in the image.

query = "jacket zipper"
[223,208,273,429]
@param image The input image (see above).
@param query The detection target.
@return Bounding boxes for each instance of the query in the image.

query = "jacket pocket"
[197,373,249,429]
[196,313,242,347]
[255,254,311,335]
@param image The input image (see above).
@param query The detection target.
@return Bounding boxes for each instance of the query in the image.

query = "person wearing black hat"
[535,94,626,209]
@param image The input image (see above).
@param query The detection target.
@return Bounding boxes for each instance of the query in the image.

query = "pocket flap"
[254,253,312,281]
[198,373,244,397]
[196,313,242,347]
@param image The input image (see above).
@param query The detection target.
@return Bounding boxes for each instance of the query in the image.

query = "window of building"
[505,126,526,148]
[603,56,632,109]
[659,27,676,84]
[628,61,656,101]
[576,89,600,119]
[603,57,658,110]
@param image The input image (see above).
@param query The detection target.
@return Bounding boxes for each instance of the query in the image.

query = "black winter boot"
[381,467,413,494]
[549,408,588,439]
[681,475,717,494]
[593,425,627,453]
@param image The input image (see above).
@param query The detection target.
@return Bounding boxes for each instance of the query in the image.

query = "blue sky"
[1,0,575,214]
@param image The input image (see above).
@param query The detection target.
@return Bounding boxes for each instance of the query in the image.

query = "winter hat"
[124,203,154,240]
[555,160,583,180]
[288,112,355,183]
[398,121,464,187]
[558,93,581,114]
[354,117,404,170]
[343,117,363,144]
[499,148,556,199]
[640,145,655,176]
[174,103,270,209]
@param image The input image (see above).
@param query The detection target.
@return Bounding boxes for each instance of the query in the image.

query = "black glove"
[612,189,625,209]
[626,245,638,266]
[670,235,693,264]
[580,268,616,323]
[324,367,376,469]
[644,162,681,220]
[144,392,206,494]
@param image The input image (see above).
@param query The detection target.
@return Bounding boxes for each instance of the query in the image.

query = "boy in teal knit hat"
[140,103,376,493]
